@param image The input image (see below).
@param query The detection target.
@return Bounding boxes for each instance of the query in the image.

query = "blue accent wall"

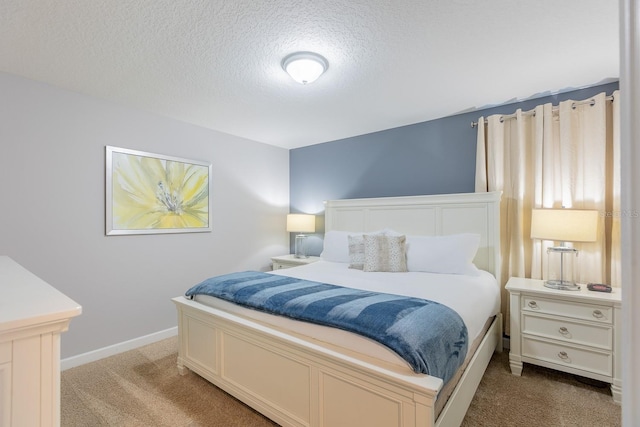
[290,82,618,254]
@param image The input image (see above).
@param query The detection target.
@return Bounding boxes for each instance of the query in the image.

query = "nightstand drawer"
[272,262,290,270]
[522,296,612,324]
[522,314,612,350]
[522,337,612,377]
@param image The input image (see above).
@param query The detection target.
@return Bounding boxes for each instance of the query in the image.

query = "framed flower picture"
[105,146,212,235]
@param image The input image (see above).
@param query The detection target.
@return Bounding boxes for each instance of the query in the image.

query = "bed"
[173,191,502,427]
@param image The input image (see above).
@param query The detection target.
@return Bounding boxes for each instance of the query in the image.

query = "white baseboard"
[61,327,178,371]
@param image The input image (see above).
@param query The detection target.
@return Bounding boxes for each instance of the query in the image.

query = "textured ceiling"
[0,0,619,149]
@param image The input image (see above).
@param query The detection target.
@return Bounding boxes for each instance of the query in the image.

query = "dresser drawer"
[522,314,612,350]
[522,336,612,377]
[0,342,10,364]
[522,296,612,324]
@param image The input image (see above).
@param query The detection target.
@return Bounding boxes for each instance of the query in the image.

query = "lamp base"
[544,280,581,291]
[294,234,308,259]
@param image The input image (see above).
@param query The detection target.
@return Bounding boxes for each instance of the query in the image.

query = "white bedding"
[192,260,500,373]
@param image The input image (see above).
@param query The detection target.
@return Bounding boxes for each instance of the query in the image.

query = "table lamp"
[530,208,598,290]
[286,214,316,258]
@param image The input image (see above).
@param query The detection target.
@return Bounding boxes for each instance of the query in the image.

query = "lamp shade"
[286,214,315,233]
[530,209,598,243]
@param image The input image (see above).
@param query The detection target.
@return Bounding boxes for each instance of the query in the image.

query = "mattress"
[192,260,500,375]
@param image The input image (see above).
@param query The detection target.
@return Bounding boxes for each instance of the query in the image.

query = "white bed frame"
[173,191,502,427]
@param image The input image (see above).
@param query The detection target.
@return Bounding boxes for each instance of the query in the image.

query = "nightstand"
[271,254,321,270]
[505,277,621,403]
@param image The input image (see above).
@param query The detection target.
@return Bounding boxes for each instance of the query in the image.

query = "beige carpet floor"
[61,337,621,426]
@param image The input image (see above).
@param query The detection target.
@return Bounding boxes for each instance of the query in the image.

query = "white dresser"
[0,256,82,427]
[505,277,621,403]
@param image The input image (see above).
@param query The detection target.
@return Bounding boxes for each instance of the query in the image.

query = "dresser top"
[0,256,82,332]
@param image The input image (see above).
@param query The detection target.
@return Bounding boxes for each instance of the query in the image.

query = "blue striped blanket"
[185,271,468,383]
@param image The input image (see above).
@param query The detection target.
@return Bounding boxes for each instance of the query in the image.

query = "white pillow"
[320,230,352,263]
[406,233,481,275]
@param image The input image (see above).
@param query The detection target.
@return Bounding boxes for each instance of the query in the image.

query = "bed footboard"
[173,296,501,427]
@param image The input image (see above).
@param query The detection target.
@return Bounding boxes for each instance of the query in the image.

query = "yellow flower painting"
[106,147,211,234]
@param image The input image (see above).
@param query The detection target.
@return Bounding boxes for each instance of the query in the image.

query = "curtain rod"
[470,95,615,128]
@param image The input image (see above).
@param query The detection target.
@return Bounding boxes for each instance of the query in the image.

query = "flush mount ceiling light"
[281,52,328,85]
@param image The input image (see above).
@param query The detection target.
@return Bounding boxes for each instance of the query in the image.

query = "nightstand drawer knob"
[527,301,539,309]
[592,310,604,319]
[559,326,569,335]
[557,351,570,361]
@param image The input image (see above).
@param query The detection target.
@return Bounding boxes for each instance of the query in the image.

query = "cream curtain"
[475,91,620,334]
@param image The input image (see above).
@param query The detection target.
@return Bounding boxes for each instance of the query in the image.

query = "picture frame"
[105,146,212,235]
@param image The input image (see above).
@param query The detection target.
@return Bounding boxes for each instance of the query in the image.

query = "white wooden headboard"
[324,191,502,281]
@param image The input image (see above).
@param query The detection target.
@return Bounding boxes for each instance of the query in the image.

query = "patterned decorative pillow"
[347,234,366,269]
[348,229,402,270]
[363,234,408,272]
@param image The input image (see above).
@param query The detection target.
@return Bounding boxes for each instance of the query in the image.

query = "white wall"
[0,72,290,359]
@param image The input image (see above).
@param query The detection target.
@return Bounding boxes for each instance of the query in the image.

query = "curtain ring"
[571,99,596,109]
